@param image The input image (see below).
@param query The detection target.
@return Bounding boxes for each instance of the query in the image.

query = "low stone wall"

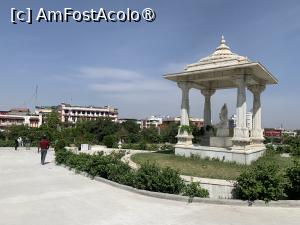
[65,147,236,199]
[181,175,235,199]
[175,145,265,165]
[123,150,236,199]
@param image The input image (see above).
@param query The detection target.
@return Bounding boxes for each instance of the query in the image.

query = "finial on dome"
[214,34,231,53]
[221,35,225,44]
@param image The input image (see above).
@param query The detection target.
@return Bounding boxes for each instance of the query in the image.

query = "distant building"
[140,115,163,129]
[35,105,59,127]
[0,108,40,129]
[35,106,58,115]
[282,130,297,137]
[59,103,118,123]
[35,103,118,124]
[229,112,253,129]
[118,118,142,127]
[160,116,204,129]
[264,128,282,138]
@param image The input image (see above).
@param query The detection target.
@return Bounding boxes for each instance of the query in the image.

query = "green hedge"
[235,161,285,202]
[182,182,209,199]
[134,162,184,194]
[0,140,15,147]
[235,159,300,202]
[121,143,174,152]
[285,160,300,199]
[54,147,208,197]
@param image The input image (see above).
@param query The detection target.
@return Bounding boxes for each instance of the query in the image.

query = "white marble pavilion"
[164,36,278,164]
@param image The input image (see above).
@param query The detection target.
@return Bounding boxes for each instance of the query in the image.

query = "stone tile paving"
[0,149,299,225]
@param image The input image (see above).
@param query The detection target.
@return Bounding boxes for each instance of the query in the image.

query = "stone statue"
[216,103,229,137]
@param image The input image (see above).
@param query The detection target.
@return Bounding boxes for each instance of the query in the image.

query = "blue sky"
[0,0,300,129]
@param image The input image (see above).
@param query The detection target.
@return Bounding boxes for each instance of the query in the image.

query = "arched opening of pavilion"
[164,36,278,164]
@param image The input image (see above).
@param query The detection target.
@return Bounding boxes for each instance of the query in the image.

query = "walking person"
[37,138,41,154]
[14,138,19,150]
[39,135,50,165]
[17,137,23,147]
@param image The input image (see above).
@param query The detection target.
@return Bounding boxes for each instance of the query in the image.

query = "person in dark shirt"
[39,135,50,165]
[14,139,19,150]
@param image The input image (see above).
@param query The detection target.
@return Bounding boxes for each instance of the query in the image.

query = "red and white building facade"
[59,103,118,123]
[0,108,39,130]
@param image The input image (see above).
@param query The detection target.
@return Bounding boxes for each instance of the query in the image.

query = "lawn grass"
[131,150,296,180]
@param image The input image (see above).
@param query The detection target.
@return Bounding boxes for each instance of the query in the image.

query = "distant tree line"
[0,111,204,148]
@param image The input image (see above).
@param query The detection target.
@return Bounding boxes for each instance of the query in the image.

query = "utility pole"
[35,85,38,107]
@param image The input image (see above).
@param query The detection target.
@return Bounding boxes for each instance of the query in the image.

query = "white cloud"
[77,67,142,81]
[90,80,172,93]
[73,66,174,94]
[162,62,188,74]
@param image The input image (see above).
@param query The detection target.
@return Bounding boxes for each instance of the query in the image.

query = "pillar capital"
[248,84,265,95]
[201,89,216,97]
[232,75,249,86]
[177,81,193,91]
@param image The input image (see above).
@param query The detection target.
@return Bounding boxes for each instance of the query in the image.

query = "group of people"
[14,137,23,150]
[14,135,50,165]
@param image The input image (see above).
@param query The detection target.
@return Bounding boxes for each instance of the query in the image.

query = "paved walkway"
[0,149,299,225]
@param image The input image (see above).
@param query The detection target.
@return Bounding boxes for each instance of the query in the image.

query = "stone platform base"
[210,137,232,148]
[175,144,265,165]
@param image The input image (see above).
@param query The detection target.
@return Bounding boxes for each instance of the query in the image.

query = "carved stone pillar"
[248,84,265,144]
[232,76,250,148]
[176,82,193,145]
[201,89,216,128]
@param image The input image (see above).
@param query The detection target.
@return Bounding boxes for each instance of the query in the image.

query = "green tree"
[0,130,5,140]
[118,120,141,143]
[39,111,61,142]
[160,123,179,144]
[74,118,118,144]
[191,124,202,144]
[121,120,140,134]
[141,126,161,143]
[103,135,117,148]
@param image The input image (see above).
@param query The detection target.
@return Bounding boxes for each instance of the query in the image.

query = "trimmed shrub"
[65,153,80,168]
[235,162,285,202]
[54,139,66,150]
[55,148,73,165]
[54,148,208,197]
[147,144,159,151]
[134,162,184,194]
[107,163,135,186]
[138,141,147,150]
[291,147,300,156]
[0,140,15,147]
[73,153,93,173]
[103,135,117,148]
[182,182,209,198]
[86,154,117,178]
[121,143,133,150]
[285,160,300,199]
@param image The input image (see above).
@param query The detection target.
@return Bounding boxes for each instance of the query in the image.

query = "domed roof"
[164,35,278,88]
[185,35,251,71]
